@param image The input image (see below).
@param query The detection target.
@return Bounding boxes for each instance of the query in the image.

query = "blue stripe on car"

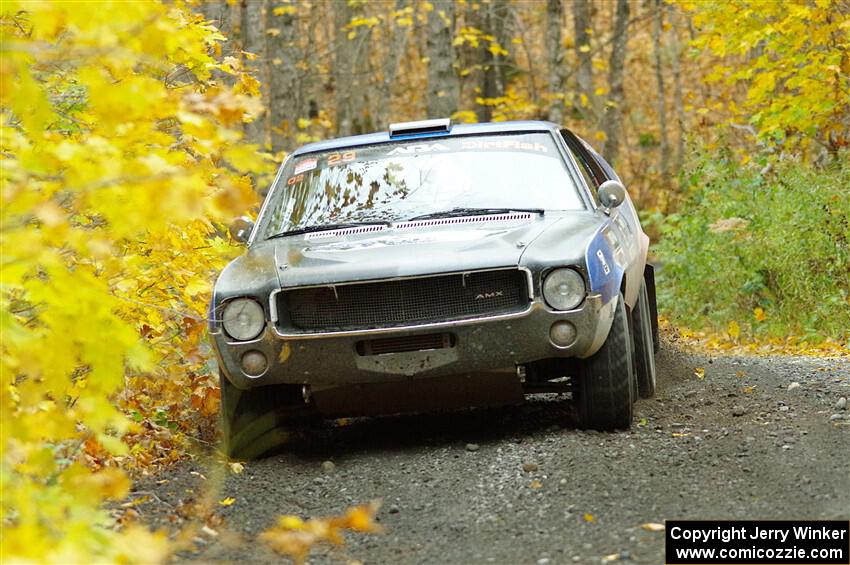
[585,225,623,303]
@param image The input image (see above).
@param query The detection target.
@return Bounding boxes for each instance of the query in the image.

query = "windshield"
[255,132,585,240]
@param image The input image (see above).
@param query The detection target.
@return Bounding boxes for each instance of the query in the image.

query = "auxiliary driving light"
[241,350,268,377]
[549,320,577,348]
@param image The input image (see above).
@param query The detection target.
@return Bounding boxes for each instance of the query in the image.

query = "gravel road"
[142,344,849,564]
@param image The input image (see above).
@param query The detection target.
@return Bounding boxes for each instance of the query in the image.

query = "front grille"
[277,269,529,333]
[356,333,455,356]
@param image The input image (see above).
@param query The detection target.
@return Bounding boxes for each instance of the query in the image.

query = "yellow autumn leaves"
[686,0,849,150]
[1,1,270,561]
[260,502,382,565]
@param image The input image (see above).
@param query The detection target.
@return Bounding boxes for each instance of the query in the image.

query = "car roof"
[290,120,562,157]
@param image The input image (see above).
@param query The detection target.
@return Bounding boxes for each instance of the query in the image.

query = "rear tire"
[219,374,314,460]
[574,294,635,430]
[631,281,657,399]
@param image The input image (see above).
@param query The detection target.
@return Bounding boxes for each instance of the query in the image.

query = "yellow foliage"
[1,1,270,561]
[684,0,850,150]
[260,502,382,564]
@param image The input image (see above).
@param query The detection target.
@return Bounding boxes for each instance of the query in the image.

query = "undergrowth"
[652,147,850,346]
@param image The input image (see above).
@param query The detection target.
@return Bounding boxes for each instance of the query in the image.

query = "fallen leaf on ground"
[694,367,705,379]
[641,522,665,532]
[219,497,236,506]
[583,513,596,523]
[728,320,741,340]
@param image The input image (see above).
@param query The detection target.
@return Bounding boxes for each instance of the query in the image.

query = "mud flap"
[644,264,659,353]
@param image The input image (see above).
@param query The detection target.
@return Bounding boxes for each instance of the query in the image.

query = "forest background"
[1,0,848,562]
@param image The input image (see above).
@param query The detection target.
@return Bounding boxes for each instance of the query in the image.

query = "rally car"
[210,119,658,459]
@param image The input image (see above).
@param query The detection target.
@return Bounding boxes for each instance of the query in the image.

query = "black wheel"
[631,281,657,398]
[573,293,635,430]
[219,373,314,460]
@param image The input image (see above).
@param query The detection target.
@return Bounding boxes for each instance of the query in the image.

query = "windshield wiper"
[267,221,391,240]
[405,207,545,221]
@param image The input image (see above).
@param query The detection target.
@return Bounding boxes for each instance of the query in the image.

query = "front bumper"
[211,294,617,390]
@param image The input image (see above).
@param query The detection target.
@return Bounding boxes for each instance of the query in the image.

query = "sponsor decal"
[460,139,549,153]
[387,143,450,155]
[596,249,611,275]
[294,158,318,175]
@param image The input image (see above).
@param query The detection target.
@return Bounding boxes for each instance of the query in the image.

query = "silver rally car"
[210,119,659,458]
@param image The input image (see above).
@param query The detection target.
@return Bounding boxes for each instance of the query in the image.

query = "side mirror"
[228,216,254,244]
[597,180,626,209]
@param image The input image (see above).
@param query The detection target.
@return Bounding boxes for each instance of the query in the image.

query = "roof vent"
[389,118,451,138]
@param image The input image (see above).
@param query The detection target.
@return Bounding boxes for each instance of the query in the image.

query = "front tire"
[219,373,313,460]
[631,280,657,398]
[574,293,635,430]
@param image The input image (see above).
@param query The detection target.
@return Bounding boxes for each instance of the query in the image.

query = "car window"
[567,145,597,191]
[255,132,586,239]
[581,140,620,183]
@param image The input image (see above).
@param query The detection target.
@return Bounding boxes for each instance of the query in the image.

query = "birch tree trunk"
[426,0,459,118]
[652,0,671,178]
[546,0,566,124]
[600,0,629,165]
[573,0,596,121]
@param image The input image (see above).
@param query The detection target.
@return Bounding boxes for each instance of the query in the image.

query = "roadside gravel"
[141,345,849,564]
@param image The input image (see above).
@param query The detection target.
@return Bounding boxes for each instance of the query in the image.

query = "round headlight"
[222,298,265,341]
[543,268,585,311]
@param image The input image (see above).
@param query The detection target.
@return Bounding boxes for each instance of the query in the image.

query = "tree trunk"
[268,3,302,152]
[652,0,670,178]
[334,1,374,136]
[475,0,510,122]
[376,0,410,129]
[546,0,566,124]
[426,0,459,118]
[573,0,596,121]
[200,1,239,87]
[333,1,354,137]
[600,0,629,165]
[668,4,686,174]
[242,0,268,147]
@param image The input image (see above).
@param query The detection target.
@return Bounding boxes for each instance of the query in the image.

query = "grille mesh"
[279,270,528,332]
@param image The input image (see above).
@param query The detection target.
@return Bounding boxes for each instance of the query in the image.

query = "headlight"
[222,298,265,341]
[542,268,585,310]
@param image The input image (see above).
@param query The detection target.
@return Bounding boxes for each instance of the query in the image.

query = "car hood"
[212,211,609,307]
[271,215,569,287]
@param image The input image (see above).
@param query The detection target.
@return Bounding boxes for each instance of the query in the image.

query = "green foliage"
[655,147,850,342]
